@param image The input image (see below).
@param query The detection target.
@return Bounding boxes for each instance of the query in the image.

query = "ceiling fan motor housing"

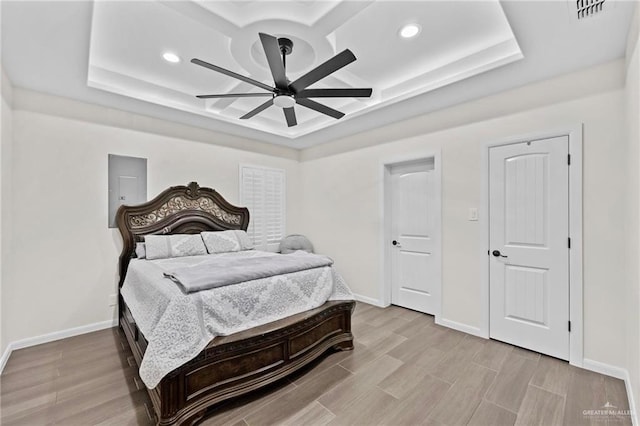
[277,38,294,55]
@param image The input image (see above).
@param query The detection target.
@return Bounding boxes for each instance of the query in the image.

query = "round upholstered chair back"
[279,234,314,254]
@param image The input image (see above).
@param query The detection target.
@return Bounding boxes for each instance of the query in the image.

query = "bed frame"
[116,182,354,425]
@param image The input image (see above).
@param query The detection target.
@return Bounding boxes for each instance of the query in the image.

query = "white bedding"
[120,250,353,388]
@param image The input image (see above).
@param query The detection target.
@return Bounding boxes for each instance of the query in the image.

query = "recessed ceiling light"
[399,24,421,39]
[162,52,180,63]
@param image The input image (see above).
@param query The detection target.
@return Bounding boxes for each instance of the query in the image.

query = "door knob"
[392,240,400,247]
[492,250,507,258]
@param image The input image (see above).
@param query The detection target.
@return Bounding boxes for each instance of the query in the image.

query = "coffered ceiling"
[1,1,636,148]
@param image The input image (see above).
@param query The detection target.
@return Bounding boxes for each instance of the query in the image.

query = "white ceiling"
[1,1,636,149]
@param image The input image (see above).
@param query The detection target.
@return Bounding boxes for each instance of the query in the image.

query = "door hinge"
[568,321,572,332]
[568,237,571,249]
[568,154,571,165]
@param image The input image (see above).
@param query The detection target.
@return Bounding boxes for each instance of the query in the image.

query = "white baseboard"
[0,319,118,374]
[624,369,639,426]
[0,343,13,373]
[351,297,486,340]
[352,293,388,308]
[583,358,637,426]
[583,358,627,380]
[436,317,485,338]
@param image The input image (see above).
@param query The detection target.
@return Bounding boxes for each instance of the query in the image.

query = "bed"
[116,182,355,425]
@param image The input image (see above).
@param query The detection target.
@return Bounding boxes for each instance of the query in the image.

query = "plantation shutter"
[240,165,285,251]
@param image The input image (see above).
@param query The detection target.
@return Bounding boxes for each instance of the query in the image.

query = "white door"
[489,136,569,360]
[390,161,439,314]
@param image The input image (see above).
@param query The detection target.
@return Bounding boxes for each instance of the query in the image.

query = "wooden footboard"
[120,299,355,425]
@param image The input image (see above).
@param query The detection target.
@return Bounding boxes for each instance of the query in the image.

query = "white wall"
[0,49,636,384]
[1,68,13,357]
[0,1,5,358]
[3,93,300,344]
[625,3,640,419]
[297,63,628,369]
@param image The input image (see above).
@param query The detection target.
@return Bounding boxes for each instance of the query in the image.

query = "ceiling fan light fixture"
[273,94,296,108]
[162,52,181,63]
[399,23,421,39]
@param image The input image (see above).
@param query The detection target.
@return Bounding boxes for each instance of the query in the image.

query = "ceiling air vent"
[576,0,606,19]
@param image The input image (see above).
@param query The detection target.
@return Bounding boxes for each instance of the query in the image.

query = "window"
[240,165,286,251]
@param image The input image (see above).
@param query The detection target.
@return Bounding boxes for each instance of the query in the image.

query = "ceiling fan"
[191,33,372,127]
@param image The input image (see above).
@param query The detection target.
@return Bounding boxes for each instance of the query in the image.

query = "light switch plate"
[468,208,479,221]
[108,294,117,306]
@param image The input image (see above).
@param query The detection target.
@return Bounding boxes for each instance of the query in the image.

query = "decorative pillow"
[279,234,314,254]
[234,230,254,251]
[201,230,241,254]
[135,242,146,259]
[145,234,207,260]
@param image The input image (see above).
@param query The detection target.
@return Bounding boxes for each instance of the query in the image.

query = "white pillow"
[145,234,207,260]
[135,242,146,259]
[201,230,241,254]
[234,230,254,251]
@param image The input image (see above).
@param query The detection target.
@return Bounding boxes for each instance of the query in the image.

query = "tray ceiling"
[1,1,635,149]
[87,0,522,139]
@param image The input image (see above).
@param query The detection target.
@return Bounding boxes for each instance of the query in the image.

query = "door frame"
[380,151,442,320]
[480,125,583,367]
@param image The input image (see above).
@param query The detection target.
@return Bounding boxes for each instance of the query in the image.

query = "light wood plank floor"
[0,302,632,425]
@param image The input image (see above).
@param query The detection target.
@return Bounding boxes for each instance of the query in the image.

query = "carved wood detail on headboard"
[116,182,250,287]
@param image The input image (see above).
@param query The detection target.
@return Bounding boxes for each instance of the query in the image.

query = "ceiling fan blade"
[191,58,274,93]
[196,93,274,99]
[240,98,274,119]
[296,98,345,119]
[289,49,356,93]
[259,33,288,90]
[283,107,297,127]
[295,88,372,98]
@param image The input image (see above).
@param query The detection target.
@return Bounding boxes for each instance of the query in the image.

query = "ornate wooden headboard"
[116,182,250,286]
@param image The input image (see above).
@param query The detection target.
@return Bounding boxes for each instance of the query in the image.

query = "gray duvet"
[164,251,334,293]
